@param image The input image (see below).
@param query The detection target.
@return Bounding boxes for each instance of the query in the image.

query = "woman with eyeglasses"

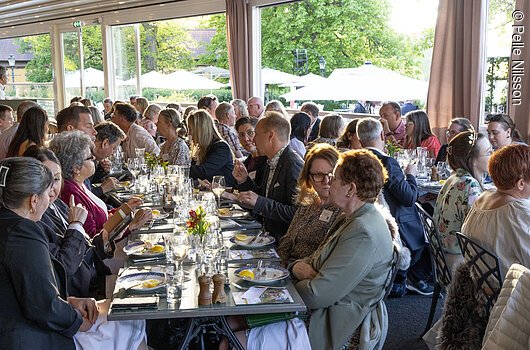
[433,131,492,269]
[435,117,474,163]
[404,110,441,158]
[486,113,524,150]
[277,144,341,266]
[49,131,151,238]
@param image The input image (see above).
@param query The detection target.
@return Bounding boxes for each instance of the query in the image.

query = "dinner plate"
[116,192,145,201]
[118,272,166,292]
[234,266,289,285]
[218,209,248,219]
[123,241,166,258]
[229,235,275,248]
[151,211,170,221]
[421,181,444,189]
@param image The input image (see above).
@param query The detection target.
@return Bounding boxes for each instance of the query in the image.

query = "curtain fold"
[508,0,530,143]
[426,0,488,140]
[226,0,252,101]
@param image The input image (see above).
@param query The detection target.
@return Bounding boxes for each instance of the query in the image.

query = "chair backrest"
[456,232,503,314]
[415,203,452,288]
[383,244,400,301]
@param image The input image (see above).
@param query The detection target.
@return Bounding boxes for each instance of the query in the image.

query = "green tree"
[199,0,433,79]
[16,34,53,82]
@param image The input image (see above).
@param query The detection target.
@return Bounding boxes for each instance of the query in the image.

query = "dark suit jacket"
[190,139,236,187]
[0,208,82,350]
[238,145,303,241]
[308,118,321,142]
[41,200,112,298]
[368,148,426,251]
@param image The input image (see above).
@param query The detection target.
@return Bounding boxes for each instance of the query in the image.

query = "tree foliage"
[200,0,433,79]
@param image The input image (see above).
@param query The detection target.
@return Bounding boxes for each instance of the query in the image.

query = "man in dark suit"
[234,111,304,242]
[357,117,433,297]
[301,101,321,142]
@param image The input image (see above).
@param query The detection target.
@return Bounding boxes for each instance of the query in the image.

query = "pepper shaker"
[198,274,212,306]
[212,273,226,304]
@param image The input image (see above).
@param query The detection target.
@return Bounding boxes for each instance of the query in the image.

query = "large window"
[111,15,230,104]
[0,35,55,115]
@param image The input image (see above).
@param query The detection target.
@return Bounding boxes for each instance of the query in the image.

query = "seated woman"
[436,117,474,163]
[292,150,394,349]
[288,112,312,159]
[187,110,236,187]
[156,108,190,165]
[139,103,162,138]
[336,118,362,151]
[277,144,341,266]
[307,113,344,148]
[226,150,394,350]
[49,131,150,239]
[485,113,524,150]
[6,105,48,157]
[404,110,441,158]
[0,157,98,348]
[433,132,492,270]
[235,117,267,185]
[462,143,530,276]
[265,100,289,119]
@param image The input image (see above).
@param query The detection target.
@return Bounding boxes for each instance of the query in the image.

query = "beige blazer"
[295,202,394,350]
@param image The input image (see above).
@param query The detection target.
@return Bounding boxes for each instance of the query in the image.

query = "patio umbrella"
[123,71,174,89]
[261,68,302,85]
[123,70,225,90]
[64,67,105,88]
[280,73,327,87]
[281,62,428,101]
[192,65,230,80]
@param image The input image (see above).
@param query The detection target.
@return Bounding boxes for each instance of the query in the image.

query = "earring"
[346,194,351,198]
[29,208,35,214]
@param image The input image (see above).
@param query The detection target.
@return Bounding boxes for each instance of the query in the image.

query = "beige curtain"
[508,0,530,142]
[426,0,488,140]
[226,0,252,101]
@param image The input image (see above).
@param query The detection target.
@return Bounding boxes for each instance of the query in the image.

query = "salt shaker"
[212,273,226,304]
[198,274,212,306]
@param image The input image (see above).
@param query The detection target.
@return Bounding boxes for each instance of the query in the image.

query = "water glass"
[135,148,146,160]
[166,267,181,306]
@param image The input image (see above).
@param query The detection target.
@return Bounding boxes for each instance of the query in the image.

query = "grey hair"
[0,157,53,210]
[49,130,93,180]
[356,117,383,143]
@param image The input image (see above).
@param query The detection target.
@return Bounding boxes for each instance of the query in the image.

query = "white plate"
[230,235,275,248]
[422,181,444,188]
[123,241,166,257]
[235,266,289,284]
[118,272,166,292]
[218,209,248,219]
[151,211,170,221]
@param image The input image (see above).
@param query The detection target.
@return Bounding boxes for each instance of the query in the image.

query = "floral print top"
[433,168,482,254]
[160,137,191,166]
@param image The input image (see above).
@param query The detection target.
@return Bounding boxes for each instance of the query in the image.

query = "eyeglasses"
[485,113,513,127]
[238,130,255,138]
[310,172,333,182]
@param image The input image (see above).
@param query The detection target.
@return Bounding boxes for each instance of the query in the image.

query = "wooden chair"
[456,232,503,314]
[415,203,453,335]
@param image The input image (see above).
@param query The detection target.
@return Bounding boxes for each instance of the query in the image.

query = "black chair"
[456,232,503,314]
[383,244,400,301]
[415,203,453,335]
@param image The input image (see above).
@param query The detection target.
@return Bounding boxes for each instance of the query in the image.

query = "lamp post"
[7,54,15,84]
[318,56,326,77]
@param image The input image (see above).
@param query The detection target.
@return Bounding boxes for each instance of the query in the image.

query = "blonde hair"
[135,97,149,115]
[265,100,289,118]
[143,103,162,120]
[187,110,223,164]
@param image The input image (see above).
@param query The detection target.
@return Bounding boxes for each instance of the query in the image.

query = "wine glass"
[127,157,141,188]
[173,235,191,285]
[211,176,226,209]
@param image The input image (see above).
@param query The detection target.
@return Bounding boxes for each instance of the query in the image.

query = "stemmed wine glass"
[211,176,226,209]
[173,235,191,285]
[127,157,141,189]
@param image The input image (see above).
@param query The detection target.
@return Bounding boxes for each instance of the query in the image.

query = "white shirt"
[122,123,160,160]
[0,84,5,99]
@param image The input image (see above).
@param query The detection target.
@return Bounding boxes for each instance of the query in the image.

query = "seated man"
[357,117,433,297]
[301,101,320,142]
[91,121,126,187]
[379,101,406,147]
[0,105,14,133]
[216,102,244,158]
[247,96,264,120]
[56,105,97,141]
[233,112,303,242]
[111,102,159,159]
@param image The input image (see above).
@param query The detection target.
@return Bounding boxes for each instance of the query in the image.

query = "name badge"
[319,209,333,222]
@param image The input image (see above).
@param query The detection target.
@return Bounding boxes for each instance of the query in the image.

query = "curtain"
[226,0,252,101]
[426,0,488,140]
[508,0,530,143]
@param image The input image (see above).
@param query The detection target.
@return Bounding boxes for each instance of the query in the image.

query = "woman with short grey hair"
[50,131,150,238]
[0,157,98,348]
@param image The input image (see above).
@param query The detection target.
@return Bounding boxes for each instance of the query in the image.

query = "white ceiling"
[0,0,185,29]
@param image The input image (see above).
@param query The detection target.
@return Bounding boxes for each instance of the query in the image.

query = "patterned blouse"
[139,118,157,137]
[160,137,191,166]
[277,202,341,266]
[433,168,482,254]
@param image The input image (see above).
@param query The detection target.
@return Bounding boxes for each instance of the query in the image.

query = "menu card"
[229,249,279,261]
[232,286,293,305]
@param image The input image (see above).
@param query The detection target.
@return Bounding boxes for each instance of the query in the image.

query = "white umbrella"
[280,73,327,87]
[192,65,230,79]
[123,71,174,89]
[166,70,226,90]
[64,67,105,88]
[281,62,428,101]
[261,68,302,85]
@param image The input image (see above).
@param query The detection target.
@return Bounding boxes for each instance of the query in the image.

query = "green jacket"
[295,202,393,350]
